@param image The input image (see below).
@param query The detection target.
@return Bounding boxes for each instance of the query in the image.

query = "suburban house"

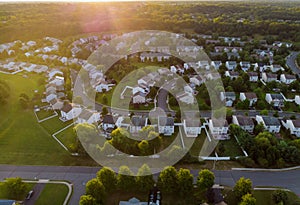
[225,61,237,70]
[282,119,300,138]
[220,92,236,107]
[265,93,285,107]
[295,95,300,105]
[60,103,82,121]
[0,200,16,205]
[49,76,64,86]
[199,61,210,70]
[95,80,114,92]
[129,115,148,134]
[280,74,296,84]
[138,76,155,88]
[232,115,254,133]
[190,75,204,86]
[176,91,194,104]
[240,61,251,72]
[225,71,239,80]
[48,69,63,80]
[102,114,116,131]
[158,116,175,136]
[270,64,284,73]
[46,90,57,103]
[255,115,281,133]
[49,98,63,110]
[77,109,101,124]
[132,92,147,104]
[119,197,148,205]
[211,61,222,70]
[208,118,229,140]
[239,92,258,106]
[248,72,259,82]
[261,72,277,83]
[183,118,201,137]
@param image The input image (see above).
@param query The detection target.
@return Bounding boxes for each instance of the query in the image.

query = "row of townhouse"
[210,114,300,140]
[220,91,288,108]
[0,61,48,73]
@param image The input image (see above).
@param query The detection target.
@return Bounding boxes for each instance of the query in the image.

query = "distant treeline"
[0,2,299,43]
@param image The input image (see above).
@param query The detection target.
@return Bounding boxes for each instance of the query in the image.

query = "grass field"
[35,183,69,205]
[55,126,77,152]
[0,72,96,166]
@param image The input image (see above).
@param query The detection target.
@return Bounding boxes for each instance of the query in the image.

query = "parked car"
[26,190,34,200]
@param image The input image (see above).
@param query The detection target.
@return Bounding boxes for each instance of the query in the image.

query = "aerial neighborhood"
[0,2,300,205]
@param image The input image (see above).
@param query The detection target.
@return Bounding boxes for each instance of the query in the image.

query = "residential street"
[0,165,299,204]
[286,51,300,77]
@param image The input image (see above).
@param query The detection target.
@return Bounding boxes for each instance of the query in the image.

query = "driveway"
[24,183,46,205]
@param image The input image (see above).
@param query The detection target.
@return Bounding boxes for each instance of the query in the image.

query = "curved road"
[0,165,299,204]
[286,51,300,77]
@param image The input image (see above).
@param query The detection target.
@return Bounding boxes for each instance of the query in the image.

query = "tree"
[138,140,150,155]
[233,177,252,200]
[197,169,215,192]
[136,164,155,192]
[74,123,99,144]
[117,166,136,191]
[4,177,27,200]
[240,193,256,205]
[101,94,108,105]
[254,123,265,135]
[79,195,98,205]
[73,96,84,105]
[85,179,106,204]
[259,109,268,116]
[272,190,288,204]
[157,166,178,194]
[177,168,194,197]
[96,167,117,193]
[101,106,108,116]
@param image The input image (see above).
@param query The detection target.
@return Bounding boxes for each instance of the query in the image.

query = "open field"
[0,73,96,166]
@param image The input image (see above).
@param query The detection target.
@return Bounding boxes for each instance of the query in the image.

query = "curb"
[232,166,300,172]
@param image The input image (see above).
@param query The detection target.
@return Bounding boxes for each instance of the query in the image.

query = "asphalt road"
[286,51,300,77]
[0,165,299,204]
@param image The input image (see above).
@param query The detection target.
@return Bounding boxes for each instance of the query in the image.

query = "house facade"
[232,115,254,133]
[158,116,174,136]
[255,115,281,133]
[282,120,300,137]
[208,119,229,140]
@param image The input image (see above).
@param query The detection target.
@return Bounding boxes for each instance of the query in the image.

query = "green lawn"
[217,137,244,157]
[55,126,77,152]
[35,109,56,120]
[35,183,69,205]
[0,73,96,166]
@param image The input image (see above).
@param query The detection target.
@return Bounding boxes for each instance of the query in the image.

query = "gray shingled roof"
[159,116,174,126]
[235,115,254,126]
[262,116,281,126]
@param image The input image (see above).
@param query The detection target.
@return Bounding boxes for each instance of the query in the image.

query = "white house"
[239,92,258,107]
[240,61,251,72]
[176,91,194,104]
[232,115,254,133]
[60,103,82,121]
[102,114,116,131]
[280,74,296,84]
[265,93,285,107]
[248,72,259,82]
[190,75,204,86]
[48,69,63,80]
[255,115,281,133]
[295,95,300,105]
[199,61,210,70]
[225,71,239,80]
[183,119,201,137]
[77,109,101,124]
[211,61,222,70]
[138,76,155,88]
[158,116,174,136]
[270,64,284,73]
[220,92,236,107]
[46,90,57,103]
[261,72,277,83]
[49,76,64,86]
[282,120,300,137]
[95,80,114,92]
[225,61,237,70]
[208,119,229,140]
[132,92,147,104]
[49,98,63,110]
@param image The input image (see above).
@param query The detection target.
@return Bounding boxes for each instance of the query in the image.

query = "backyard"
[0,72,96,166]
